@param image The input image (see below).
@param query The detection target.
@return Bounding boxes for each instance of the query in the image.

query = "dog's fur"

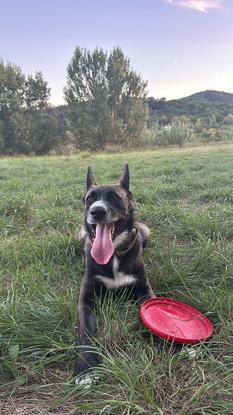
[74,164,154,385]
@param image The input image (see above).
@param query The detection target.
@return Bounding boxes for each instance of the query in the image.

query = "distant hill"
[185,90,233,104]
[147,90,233,122]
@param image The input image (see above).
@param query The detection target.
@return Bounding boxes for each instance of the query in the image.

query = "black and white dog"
[75,164,154,385]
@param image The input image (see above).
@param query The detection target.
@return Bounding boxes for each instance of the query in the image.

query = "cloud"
[166,0,223,12]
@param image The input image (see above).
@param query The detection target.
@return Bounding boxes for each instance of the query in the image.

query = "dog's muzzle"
[90,205,107,221]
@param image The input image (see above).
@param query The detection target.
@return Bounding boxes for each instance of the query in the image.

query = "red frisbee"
[140,298,213,344]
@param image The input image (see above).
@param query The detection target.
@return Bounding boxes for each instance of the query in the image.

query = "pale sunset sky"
[1,0,233,106]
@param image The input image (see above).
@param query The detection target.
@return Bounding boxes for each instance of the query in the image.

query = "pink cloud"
[166,0,223,12]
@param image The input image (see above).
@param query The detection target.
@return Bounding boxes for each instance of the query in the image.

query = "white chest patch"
[96,256,136,289]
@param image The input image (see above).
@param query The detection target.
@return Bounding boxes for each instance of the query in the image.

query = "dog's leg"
[74,280,99,386]
[133,275,155,306]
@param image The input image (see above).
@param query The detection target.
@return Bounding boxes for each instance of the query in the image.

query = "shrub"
[142,121,193,147]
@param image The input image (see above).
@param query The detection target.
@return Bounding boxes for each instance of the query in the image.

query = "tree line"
[1,48,233,155]
[0,47,148,155]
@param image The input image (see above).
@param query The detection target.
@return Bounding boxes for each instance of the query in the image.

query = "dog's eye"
[86,195,94,202]
[111,193,119,200]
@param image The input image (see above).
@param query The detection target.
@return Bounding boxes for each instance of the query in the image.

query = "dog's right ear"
[86,166,97,190]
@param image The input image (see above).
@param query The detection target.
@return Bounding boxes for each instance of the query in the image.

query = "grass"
[0,144,233,414]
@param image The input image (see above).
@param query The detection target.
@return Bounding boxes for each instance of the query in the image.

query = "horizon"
[37,89,233,108]
[1,0,233,106]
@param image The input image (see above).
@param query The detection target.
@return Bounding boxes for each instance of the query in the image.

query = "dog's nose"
[90,206,107,220]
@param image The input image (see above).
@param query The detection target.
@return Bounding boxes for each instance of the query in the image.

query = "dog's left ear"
[86,166,97,190]
[119,163,130,192]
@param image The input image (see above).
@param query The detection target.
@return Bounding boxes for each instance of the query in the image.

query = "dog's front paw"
[74,354,99,387]
[75,373,93,387]
[75,372,99,388]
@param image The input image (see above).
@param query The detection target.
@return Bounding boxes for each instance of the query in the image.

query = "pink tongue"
[91,223,114,265]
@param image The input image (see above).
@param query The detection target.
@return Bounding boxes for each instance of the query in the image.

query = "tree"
[0,59,56,155]
[194,118,204,133]
[107,47,147,145]
[0,61,50,112]
[64,47,148,149]
[224,114,233,125]
[0,61,25,153]
[24,71,50,109]
[26,110,64,155]
[0,120,4,151]
[64,47,110,149]
[0,60,25,112]
[208,114,217,128]
[64,48,108,104]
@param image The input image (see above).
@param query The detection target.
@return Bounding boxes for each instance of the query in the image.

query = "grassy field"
[0,144,233,415]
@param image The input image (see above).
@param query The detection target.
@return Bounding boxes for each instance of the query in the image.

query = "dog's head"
[83,164,135,265]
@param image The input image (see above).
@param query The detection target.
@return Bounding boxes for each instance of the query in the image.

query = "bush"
[205,127,233,142]
[142,122,193,147]
[221,128,233,141]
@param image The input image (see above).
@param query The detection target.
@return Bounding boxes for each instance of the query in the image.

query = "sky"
[1,0,233,106]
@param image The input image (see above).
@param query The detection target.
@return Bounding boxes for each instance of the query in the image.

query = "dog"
[74,164,154,385]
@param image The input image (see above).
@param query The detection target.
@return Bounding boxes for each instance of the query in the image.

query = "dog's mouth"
[91,223,115,237]
[90,222,116,265]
